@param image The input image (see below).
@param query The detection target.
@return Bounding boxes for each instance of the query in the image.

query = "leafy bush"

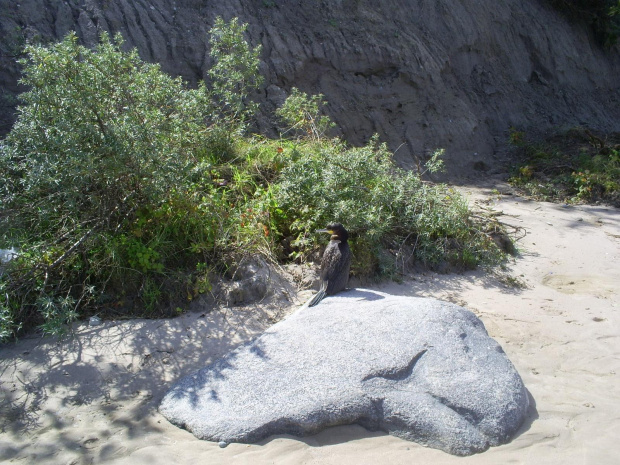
[276,88,335,141]
[508,128,620,205]
[0,20,261,338]
[0,20,508,341]
[208,17,263,131]
[264,138,501,276]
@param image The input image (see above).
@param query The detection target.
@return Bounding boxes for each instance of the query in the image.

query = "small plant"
[508,128,620,205]
[495,271,528,289]
[509,128,526,147]
[208,17,263,131]
[35,294,79,337]
[276,88,335,141]
[423,149,446,175]
[141,278,162,314]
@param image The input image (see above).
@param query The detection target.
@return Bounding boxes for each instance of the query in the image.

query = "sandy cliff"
[1,0,619,175]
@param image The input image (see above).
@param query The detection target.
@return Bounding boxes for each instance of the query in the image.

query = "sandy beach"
[1,185,619,464]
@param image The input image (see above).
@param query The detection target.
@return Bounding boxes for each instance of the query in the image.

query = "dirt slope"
[1,0,619,176]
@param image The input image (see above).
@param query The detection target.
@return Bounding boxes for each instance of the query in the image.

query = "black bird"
[307,223,351,307]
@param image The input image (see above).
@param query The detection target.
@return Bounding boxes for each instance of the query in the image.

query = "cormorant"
[307,223,351,307]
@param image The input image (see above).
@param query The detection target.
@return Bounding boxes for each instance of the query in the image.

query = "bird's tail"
[306,281,328,307]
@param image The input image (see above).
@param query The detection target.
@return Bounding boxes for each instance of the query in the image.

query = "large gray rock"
[160,289,529,455]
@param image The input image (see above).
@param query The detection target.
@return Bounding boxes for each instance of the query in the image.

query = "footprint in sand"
[541,274,617,298]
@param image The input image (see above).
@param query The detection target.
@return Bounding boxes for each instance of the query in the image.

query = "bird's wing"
[320,241,341,281]
[307,279,328,307]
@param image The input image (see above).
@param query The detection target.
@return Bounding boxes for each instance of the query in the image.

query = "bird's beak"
[316,229,333,234]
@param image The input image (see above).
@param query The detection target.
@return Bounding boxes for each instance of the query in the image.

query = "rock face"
[1,0,619,176]
[160,289,529,456]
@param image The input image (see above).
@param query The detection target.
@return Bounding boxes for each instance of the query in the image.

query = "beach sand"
[1,187,619,464]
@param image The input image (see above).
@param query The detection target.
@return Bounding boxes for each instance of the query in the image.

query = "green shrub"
[0,19,508,341]
[276,88,335,141]
[508,128,620,205]
[262,137,503,276]
[209,17,263,131]
[0,19,260,338]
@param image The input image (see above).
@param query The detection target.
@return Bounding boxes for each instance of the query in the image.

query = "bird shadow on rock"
[371,269,529,306]
[339,288,386,302]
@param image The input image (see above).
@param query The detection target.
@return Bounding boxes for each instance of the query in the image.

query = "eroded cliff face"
[1,0,619,176]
